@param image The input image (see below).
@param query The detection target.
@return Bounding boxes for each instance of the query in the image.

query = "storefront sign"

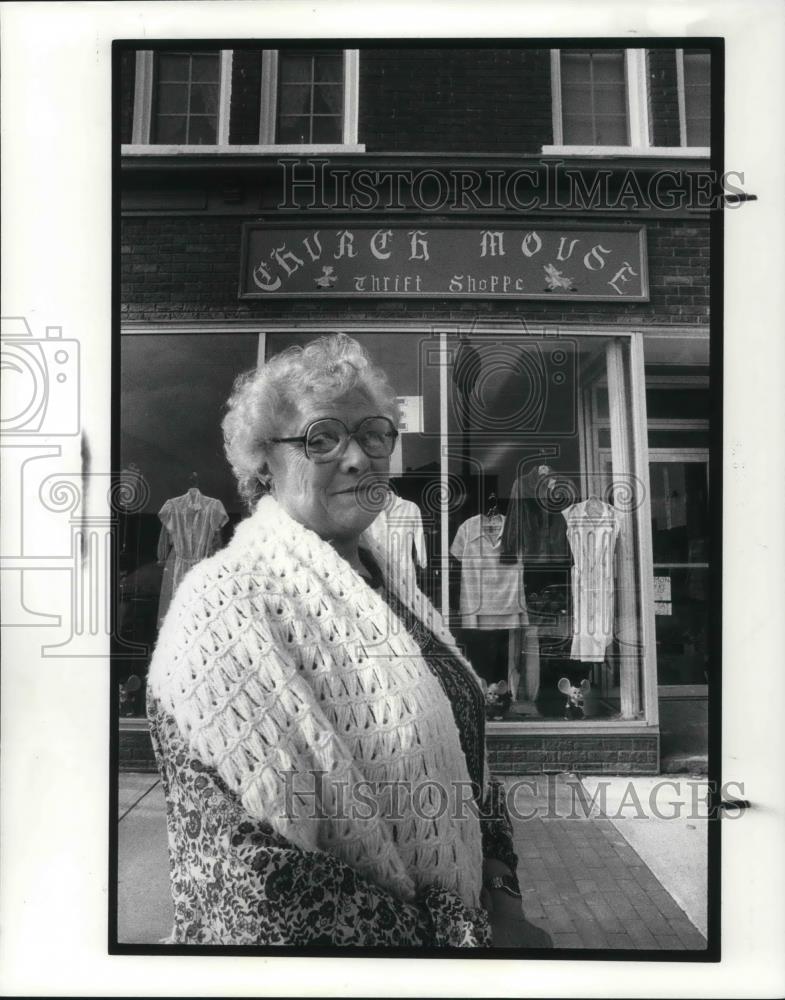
[239,223,648,301]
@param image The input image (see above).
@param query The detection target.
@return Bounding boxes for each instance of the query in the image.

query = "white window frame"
[676,48,710,150]
[125,49,364,155]
[544,48,710,158]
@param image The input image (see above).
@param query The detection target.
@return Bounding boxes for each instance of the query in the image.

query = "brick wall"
[119,727,157,772]
[487,733,660,775]
[229,49,264,145]
[120,725,660,773]
[359,48,552,153]
[648,49,681,148]
[120,215,710,326]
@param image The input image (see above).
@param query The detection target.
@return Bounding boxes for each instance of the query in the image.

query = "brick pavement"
[118,772,708,950]
[504,774,708,951]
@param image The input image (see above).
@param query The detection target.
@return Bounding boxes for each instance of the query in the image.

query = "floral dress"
[148,554,520,948]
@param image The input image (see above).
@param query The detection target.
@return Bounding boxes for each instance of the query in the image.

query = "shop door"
[648,450,710,687]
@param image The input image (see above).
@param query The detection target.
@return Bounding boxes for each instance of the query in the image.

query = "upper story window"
[546,47,710,156]
[559,49,629,145]
[679,49,710,147]
[152,52,222,144]
[127,48,362,152]
[276,50,345,144]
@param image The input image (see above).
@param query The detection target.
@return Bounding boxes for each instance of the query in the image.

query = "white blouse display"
[450,514,528,629]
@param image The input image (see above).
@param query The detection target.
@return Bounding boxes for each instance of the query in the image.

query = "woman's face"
[265,388,392,544]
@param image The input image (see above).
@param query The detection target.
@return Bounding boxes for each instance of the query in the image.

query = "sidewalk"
[503,774,707,949]
[117,771,707,950]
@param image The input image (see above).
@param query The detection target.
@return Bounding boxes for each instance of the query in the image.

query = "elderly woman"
[147,333,551,949]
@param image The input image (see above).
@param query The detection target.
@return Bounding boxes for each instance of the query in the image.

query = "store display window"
[266,329,656,727]
[117,332,260,715]
[118,327,656,727]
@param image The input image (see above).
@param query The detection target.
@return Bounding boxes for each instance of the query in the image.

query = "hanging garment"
[501,467,570,564]
[508,626,541,702]
[450,514,527,629]
[157,488,228,626]
[562,499,621,662]
[364,494,427,586]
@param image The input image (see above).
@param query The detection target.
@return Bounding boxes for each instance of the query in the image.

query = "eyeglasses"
[270,416,398,463]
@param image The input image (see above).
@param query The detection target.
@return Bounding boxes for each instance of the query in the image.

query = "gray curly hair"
[223,333,400,509]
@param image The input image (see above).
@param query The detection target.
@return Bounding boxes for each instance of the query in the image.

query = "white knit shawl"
[148,495,487,909]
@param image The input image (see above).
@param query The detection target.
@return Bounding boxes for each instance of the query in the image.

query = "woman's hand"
[482,858,551,948]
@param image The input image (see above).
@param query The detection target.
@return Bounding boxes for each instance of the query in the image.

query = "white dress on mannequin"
[563,499,620,662]
[364,494,427,588]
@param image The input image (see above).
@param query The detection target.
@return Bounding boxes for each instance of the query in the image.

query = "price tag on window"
[395,396,423,434]
[654,574,672,616]
[390,396,423,475]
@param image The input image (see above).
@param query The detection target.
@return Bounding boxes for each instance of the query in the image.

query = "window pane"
[646,388,710,421]
[562,115,594,144]
[684,50,710,87]
[190,82,219,116]
[276,51,345,144]
[593,83,627,116]
[187,115,218,144]
[594,114,629,144]
[442,334,646,722]
[119,332,260,715]
[648,430,710,448]
[591,50,626,82]
[313,54,343,82]
[156,83,188,116]
[157,54,190,82]
[277,115,311,143]
[191,53,220,82]
[685,86,710,145]
[684,51,711,147]
[653,567,709,684]
[276,52,344,144]
[155,116,187,144]
[686,115,710,147]
[561,49,628,146]
[650,462,709,563]
[561,83,592,115]
[311,115,342,143]
[279,54,313,83]
[153,51,221,146]
[278,84,311,115]
[561,51,592,82]
[312,84,342,115]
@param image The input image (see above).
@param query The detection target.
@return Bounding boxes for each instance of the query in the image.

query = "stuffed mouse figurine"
[557,677,591,720]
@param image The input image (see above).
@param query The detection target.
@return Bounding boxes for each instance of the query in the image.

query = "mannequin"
[450,493,527,689]
[502,465,572,705]
[156,473,228,626]
[363,490,427,588]
[562,495,621,663]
